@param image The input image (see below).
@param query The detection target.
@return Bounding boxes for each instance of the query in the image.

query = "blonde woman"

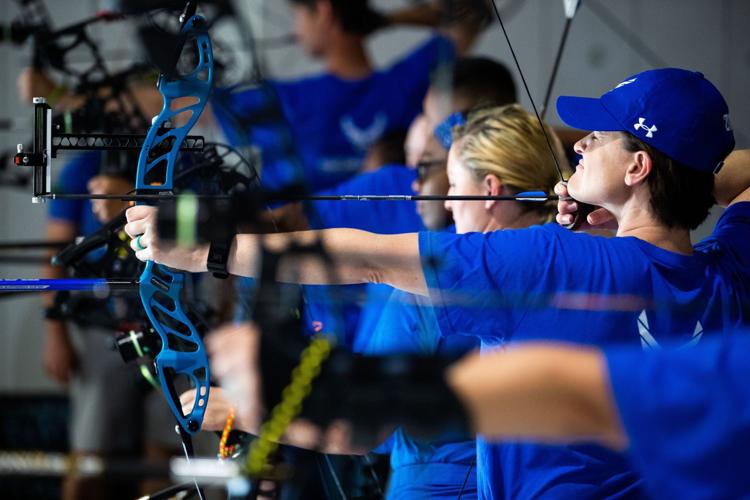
[357,104,566,499]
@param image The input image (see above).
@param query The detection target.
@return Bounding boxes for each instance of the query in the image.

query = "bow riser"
[136,13,213,435]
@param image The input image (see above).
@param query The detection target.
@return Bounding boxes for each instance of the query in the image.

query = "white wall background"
[0,0,748,391]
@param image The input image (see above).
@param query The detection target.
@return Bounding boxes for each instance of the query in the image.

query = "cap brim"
[556,96,622,131]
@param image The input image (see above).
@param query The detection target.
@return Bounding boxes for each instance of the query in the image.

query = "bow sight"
[14,97,205,203]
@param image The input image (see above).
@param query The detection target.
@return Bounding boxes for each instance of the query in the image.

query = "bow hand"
[124,205,209,272]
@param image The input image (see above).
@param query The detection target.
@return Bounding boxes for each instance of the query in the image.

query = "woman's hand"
[555,182,617,231]
[124,205,209,271]
[180,386,247,432]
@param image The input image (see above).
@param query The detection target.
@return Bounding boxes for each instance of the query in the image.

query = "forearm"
[714,149,750,205]
[447,344,627,449]
[225,229,426,294]
[387,3,443,27]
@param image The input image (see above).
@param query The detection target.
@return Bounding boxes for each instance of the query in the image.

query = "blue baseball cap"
[556,68,735,173]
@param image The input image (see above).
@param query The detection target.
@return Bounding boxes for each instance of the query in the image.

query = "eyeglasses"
[416,159,446,181]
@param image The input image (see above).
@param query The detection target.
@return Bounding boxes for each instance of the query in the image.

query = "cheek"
[568,166,616,205]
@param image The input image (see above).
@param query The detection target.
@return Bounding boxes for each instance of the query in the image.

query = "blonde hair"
[452,104,571,223]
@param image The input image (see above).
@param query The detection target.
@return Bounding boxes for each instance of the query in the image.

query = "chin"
[454,223,471,234]
[566,177,586,203]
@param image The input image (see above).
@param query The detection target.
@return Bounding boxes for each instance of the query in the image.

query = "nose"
[412,178,421,194]
[573,133,593,155]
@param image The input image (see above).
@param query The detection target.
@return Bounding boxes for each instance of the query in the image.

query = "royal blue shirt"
[305,167,477,497]
[48,152,102,235]
[607,331,750,499]
[365,285,479,499]
[420,202,750,498]
[302,165,424,347]
[305,164,423,233]
[212,36,454,192]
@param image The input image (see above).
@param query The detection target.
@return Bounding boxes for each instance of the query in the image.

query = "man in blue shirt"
[127,68,750,497]
[210,0,490,192]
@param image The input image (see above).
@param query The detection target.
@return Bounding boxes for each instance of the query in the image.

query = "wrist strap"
[206,239,232,279]
[44,305,64,321]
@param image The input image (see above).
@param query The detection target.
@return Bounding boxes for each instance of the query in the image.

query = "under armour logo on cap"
[633,117,658,138]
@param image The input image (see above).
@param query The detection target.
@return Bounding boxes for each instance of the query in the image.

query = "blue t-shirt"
[212,36,454,192]
[48,152,102,235]
[607,331,750,499]
[366,286,479,499]
[302,165,425,347]
[306,164,423,233]
[419,202,750,499]
[305,167,475,497]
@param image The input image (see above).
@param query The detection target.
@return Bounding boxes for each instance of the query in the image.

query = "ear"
[624,150,652,187]
[483,174,503,210]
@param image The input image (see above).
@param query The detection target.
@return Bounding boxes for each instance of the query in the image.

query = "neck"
[614,199,693,254]
[324,33,372,79]
[485,206,546,232]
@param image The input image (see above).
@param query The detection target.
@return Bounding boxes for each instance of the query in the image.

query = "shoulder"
[388,34,455,74]
[695,201,750,254]
[713,201,750,227]
[320,165,415,196]
[420,225,643,284]
[402,34,455,61]
[420,223,572,251]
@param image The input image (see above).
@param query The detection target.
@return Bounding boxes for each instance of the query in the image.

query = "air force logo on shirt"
[340,112,388,151]
[637,310,704,350]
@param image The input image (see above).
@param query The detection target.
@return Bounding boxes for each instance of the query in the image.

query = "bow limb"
[540,0,581,120]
